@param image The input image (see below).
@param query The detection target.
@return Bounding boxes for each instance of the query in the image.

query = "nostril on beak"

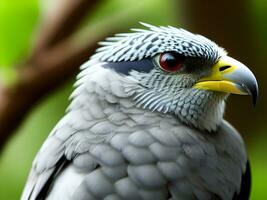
[219,65,231,71]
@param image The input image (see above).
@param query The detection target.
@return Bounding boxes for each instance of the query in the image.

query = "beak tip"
[238,72,259,107]
[248,82,259,107]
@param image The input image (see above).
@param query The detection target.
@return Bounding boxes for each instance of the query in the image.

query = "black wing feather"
[35,156,69,200]
[232,160,251,200]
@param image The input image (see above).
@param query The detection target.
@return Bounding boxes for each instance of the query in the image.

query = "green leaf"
[0,0,39,67]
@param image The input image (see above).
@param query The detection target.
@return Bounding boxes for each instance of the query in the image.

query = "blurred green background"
[0,0,266,199]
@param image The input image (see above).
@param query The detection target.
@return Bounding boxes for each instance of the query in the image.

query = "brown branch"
[0,0,103,150]
[34,0,99,53]
[0,33,112,150]
[0,0,141,151]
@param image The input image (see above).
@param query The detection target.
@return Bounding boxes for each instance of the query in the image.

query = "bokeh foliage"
[0,0,266,199]
[0,0,39,84]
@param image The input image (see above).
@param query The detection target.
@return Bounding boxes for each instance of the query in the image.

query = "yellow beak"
[193,56,258,106]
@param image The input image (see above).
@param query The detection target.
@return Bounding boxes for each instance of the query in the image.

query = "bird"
[21,22,258,200]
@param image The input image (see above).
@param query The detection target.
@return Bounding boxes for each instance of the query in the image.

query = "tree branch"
[34,0,99,53]
[0,0,103,150]
[0,0,143,151]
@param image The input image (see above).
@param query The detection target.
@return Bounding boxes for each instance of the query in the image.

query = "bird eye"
[159,52,184,73]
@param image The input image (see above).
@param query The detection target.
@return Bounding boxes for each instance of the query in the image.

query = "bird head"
[91,23,258,131]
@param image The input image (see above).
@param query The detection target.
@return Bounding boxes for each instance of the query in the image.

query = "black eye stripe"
[103,58,155,75]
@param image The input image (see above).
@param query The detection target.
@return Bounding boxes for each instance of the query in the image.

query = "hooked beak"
[193,56,259,106]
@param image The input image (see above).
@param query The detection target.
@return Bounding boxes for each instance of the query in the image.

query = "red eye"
[159,52,184,72]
